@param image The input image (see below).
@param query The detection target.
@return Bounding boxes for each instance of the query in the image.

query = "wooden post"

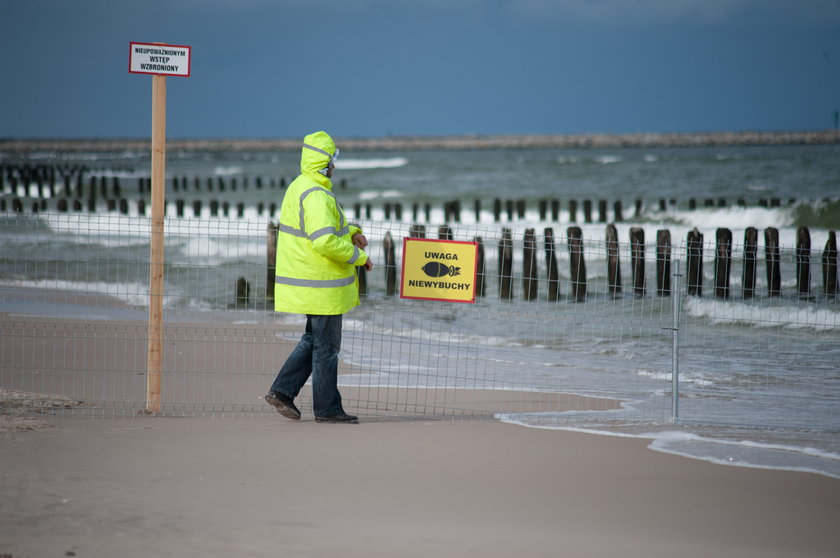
[438,225,453,240]
[606,224,622,297]
[796,226,811,298]
[714,228,732,299]
[266,222,278,301]
[630,227,645,297]
[475,236,486,298]
[516,200,525,220]
[686,228,703,296]
[357,265,367,297]
[146,74,166,414]
[568,200,578,223]
[235,277,250,307]
[743,227,758,299]
[384,231,397,296]
[583,200,592,223]
[765,227,781,297]
[545,227,560,302]
[522,228,538,301]
[598,200,607,223]
[823,231,838,297]
[656,229,671,296]
[567,226,586,302]
[498,228,513,300]
[409,224,426,239]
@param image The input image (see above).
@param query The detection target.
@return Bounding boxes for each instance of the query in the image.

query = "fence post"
[765,227,781,297]
[743,227,758,299]
[606,224,621,297]
[671,259,682,423]
[567,226,587,302]
[522,228,538,301]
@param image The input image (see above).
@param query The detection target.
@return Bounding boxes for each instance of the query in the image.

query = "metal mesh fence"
[1,213,838,431]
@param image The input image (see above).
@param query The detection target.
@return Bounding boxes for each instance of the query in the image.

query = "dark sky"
[2,0,839,139]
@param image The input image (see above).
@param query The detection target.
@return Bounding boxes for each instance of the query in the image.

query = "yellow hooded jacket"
[274,131,368,315]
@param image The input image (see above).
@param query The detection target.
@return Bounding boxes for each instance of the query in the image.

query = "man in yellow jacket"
[265,131,372,424]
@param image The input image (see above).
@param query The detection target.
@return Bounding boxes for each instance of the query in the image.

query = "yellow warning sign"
[400,237,477,303]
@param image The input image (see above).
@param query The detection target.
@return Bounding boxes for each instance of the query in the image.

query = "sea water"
[2,142,839,478]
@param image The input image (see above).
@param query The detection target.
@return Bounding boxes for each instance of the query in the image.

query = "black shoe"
[265,392,301,420]
[315,412,359,424]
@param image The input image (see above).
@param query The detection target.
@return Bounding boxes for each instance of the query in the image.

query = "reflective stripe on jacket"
[274,131,367,315]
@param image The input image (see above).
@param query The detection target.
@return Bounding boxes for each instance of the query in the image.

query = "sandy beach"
[2,292,840,557]
[1,412,839,558]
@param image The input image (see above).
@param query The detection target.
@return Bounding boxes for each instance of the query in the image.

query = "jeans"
[270,314,344,417]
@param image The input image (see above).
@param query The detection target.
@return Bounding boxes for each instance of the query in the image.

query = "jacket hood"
[300,131,337,177]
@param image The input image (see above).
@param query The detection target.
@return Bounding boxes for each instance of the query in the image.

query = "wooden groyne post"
[522,228,538,301]
[266,222,278,301]
[544,227,560,302]
[686,228,703,296]
[409,224,426,239]
[567,226,587,302]
[714,228,732,299]
[498,228,513,300]
[475,237,486,298]
[796,226,811,298]
[823,231,838,296]
[765,227,781,297]
[384,231,397,296]
[656,229,671,296]
[742,227,758,299]
[630,227,645,297]
[606,224,622,297]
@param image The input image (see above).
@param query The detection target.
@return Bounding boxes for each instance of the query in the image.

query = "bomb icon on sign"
[422,261,461,277]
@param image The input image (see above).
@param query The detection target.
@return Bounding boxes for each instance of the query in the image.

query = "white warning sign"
[129,42,192,77]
